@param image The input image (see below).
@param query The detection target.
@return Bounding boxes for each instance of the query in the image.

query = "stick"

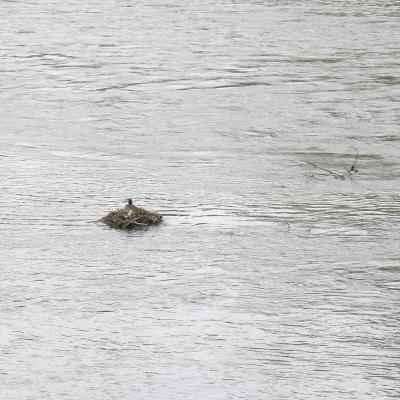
[304,161,345,179]
[348,150,359,173]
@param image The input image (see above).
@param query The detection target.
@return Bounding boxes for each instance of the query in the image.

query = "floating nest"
[100,207,162,230]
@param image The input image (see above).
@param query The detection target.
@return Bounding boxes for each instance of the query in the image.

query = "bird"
[124,198,135,217]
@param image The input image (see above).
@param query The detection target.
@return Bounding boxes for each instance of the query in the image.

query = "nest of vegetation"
[100,207,162,230]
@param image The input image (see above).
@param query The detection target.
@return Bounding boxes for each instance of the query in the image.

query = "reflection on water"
[1,1,399,399]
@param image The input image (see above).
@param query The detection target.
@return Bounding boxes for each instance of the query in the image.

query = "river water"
[1,1,399,399]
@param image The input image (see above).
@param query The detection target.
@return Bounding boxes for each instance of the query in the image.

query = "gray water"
[1,1,399,399]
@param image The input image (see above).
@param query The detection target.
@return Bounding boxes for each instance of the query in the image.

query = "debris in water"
[304,150,359,180]
[100,199,162,230]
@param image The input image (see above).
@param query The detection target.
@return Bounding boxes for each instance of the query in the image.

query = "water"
[1,1,399,399]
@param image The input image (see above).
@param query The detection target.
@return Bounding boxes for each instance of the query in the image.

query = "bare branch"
[347,149,359,173]
[304,161,346,180]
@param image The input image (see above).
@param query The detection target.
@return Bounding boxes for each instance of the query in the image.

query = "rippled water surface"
[1,1,399,399]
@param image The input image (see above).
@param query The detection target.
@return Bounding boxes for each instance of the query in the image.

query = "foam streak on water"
[0,1,399,399]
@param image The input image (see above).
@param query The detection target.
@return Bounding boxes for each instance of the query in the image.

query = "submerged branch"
[305,161,346,180]
[304,150,360,180]
[347,149,359,174]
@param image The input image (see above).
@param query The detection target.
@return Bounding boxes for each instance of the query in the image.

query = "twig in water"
[304,150,360,180]
[305,161,346,180]
[347,149,359,174]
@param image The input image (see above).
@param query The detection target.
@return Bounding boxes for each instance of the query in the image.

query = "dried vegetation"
[305,150,359,180]
[100,207,162,230]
